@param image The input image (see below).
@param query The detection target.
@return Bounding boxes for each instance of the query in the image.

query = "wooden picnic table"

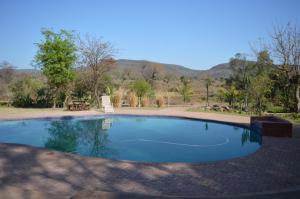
[68,100,90,111]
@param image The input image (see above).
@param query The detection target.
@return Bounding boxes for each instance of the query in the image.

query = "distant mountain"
[114,59,232,79]
[15,69,40,74]
[201,63,231,79]
[15,59,233,79]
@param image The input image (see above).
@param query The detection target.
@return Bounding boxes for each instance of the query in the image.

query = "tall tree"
[79,36,115,108]
[255,50,273,74]
[229,53,254,111]
[250,50,273,115]
[270,22,300,112]
[35,29,76,108]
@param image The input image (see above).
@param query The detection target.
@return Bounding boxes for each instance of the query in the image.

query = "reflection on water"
[44,118,117,157]
[241,129,262,146]
[0,116,262,162]
[102,118,113,130]
[45,121,81,153]
[135,118,147,123]
[204,122,209,131]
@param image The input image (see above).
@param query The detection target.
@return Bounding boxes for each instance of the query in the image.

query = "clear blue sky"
[0,0,299,69]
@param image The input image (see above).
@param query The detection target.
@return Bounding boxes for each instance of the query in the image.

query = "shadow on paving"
[70,189,300,199]
[0,136,300,199]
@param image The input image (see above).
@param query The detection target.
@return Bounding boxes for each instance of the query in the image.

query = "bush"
[10,75,51,108]
[141,98,149,107]
[156,96,165,108]
[12,94,33,107]
[112,93,121,108]
[128,93,137,107]
[267,105,285,113]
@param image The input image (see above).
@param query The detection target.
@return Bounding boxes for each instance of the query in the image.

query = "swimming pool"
[0,115,261,163]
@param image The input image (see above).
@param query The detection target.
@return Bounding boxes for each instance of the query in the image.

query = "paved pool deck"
[0,108,300,198]
[0,107,250,125]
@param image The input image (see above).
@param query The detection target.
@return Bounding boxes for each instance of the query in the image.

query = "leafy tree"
[131,80,152,107]
[224,86,239,108]
[177,76,193,103]
[229,53,254,111]
[250,73,271,115]
[269,67,296,112]
[35,29,77,108]
[255,50,273,74]
[249,50,273,115]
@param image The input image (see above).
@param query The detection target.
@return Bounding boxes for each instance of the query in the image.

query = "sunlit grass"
[187,107,300,124]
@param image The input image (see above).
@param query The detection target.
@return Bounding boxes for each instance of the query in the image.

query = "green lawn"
[187,107,300,124]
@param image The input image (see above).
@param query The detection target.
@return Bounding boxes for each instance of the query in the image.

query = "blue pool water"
[0,116,261,163]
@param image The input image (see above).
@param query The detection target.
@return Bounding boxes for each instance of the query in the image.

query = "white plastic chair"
[101,96,114,113]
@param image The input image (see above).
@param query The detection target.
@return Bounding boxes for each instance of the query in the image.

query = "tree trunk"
[206,85,209,106]
[138,97,141,108]
[52,88,57,108]
[296,84,300,113]
[95,93,101,109]
[94,80,101,109]
[245,96,248,111]
[53,98,56,108]
[64,93,70,110]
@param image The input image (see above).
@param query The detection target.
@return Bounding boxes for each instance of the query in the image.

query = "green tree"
[131,80,152,107]
[250,73,271,115]
[204,77,213,106]
[35,29,77,108]
[177,76,193,103]
[255,50,273,74]
[10,75,45,107]
[224,86,239,108]
[229,53,254,111]
[249,50,273,115]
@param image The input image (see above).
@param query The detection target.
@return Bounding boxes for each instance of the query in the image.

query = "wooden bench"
[68,100,90,111]
[250,116,292,137]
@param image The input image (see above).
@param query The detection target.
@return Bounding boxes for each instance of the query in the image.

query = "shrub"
[156,96,165,108]
[12,94,33,107]
[128,93,137,107]
[141,98,149,107]
[112,93,121,108]
[130,80,152,107]
[10,75,50,107]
